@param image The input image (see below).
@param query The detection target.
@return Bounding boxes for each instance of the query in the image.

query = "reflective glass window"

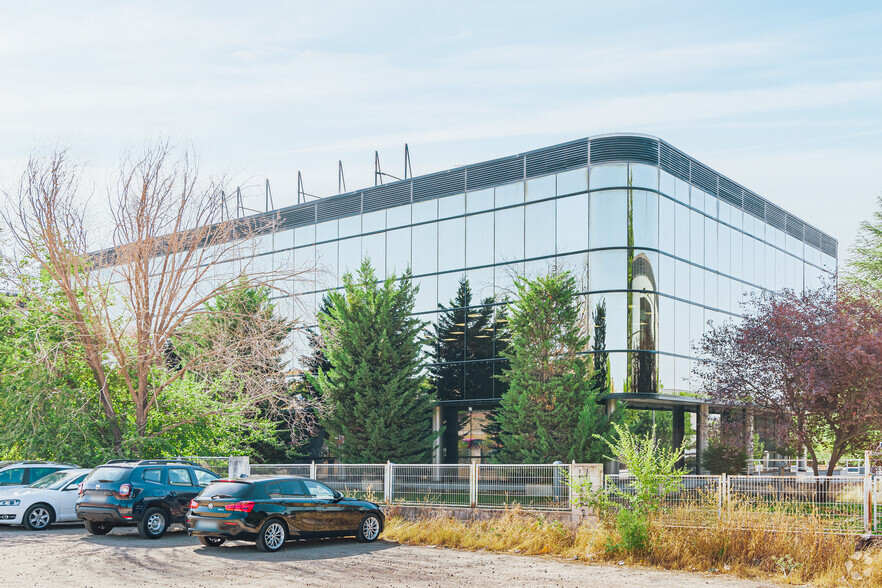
[690,304,705,355]
[659,170,676,198]
[495,182,524,208]
[674,203,690,259]
[588,249,627,292]
[526,175,555,202]
[412,223,437,274]
[629,164,658,190]
[362,210,385,234]
[658,196,675,255]
[704,270,718,310]
[658,296,675,358]
[820,253,836,273]
[338,237,361,277]
[295,224,316,248]
[556,168,587,196]
[495,207,524,263]
[673,178,690,206]
[466,188,494,214]
[718,224,731,275]
[438,272,465,309]
[438,194,465,219]
[659,352,675,394]
[658,253,675,296]
[764,245,776,288]
[294,245,315,275]
[589,190,627,249]
[466,266,494,302]
[599,292,627,351]
[608,351,626,393]
[438,218,465,271]
[674,300,691,356]
[386,204,411,228]
[729,205,743,231]
[466,212,494,268]
[675,259,690,300]
[753,239,765,286]
[633,191,658,250]
[338,215,361,238]
[316,220,337,242]
[731,230,743,281]
[556,253,588,286]
[775,249,787,291]
[690,210,705,265]
[412,199,437,224]
[525,201,555,259]
[704,193,718,218]
[556,193,589,254]
[495,262,523,299]
[704,216,717,270]
[316,241,338,284]
[589,164,628,189]
[786,235,803,257]
[386,227,412,275]
[690,264,703,304]
[413,274,437,313]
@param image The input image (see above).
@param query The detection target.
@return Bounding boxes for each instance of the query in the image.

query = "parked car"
[76,459,220,539]
[0,461,78,489]
[0,468,91,530]
[187,477,384,552]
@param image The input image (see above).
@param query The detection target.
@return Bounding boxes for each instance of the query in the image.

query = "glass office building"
[231,134,838,463]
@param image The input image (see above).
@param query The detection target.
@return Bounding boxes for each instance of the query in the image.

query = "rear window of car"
[199,482,252,500]
[0,468,25,485]
[85,467,131,484]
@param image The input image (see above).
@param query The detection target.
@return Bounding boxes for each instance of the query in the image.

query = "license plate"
[195,520,217,530]
[88,494,108,504]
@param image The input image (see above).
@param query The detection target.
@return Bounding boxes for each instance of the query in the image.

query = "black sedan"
[186,476,384,552]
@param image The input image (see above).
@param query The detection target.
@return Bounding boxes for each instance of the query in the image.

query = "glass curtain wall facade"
[206,135,838,463]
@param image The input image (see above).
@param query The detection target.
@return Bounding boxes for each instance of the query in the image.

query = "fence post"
[469,462,478,508]
[310,460,316,480]
[228,456,249,479]
[384,461,393,503]
[864,451,872,534]
[718,473,726,522]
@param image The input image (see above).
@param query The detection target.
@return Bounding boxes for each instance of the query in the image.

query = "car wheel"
[23,504,54,531]
[356,513,382,543]
[84,520,114,535]
[255,518,287,552]
[137,507,169,539]
[198,536,225,547]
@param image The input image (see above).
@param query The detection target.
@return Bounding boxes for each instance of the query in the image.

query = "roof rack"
[105,459,140,464]
[103,459,198,466]
[7,461,78,467]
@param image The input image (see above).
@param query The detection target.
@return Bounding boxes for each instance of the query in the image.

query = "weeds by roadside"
[381,507,882,586]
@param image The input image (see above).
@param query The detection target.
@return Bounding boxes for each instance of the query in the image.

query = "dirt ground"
[0,524,777,587]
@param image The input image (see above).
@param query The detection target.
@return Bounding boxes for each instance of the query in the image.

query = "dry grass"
[381,507,882,586]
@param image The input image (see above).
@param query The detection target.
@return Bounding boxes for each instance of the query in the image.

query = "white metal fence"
[605,473,869,534]
[747,458,865,476]
[193,457,882,534]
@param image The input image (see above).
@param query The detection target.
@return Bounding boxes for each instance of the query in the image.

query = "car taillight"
[189,500,199,510]
[77,483,84,496]
[118,483,132,498]
[224,501,255,513]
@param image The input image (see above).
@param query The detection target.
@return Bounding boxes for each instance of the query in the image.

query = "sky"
[0,1,880,263]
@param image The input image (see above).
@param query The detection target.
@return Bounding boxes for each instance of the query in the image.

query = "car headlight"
[0,499,21,507]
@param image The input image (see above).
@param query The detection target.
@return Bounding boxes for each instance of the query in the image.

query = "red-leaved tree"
[696,283,882,476]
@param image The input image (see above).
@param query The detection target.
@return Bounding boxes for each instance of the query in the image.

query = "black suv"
[76,459,220,539]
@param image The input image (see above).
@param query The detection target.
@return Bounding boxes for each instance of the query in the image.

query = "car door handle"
[169,492,177,497]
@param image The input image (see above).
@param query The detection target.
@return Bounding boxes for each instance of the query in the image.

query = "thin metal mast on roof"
[338,160,346,194]
[265,179,274,211]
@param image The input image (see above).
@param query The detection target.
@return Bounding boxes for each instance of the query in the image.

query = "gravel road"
[0,524,776,587]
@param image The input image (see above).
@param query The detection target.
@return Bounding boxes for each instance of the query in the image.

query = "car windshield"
[28,471,74,490]
[84,467,130,484]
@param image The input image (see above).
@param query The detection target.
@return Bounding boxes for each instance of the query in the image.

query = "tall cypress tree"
[494,271,619,463]
[311,260,437,463]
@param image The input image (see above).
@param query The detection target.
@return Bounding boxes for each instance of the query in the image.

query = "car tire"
[84,520,114,535]
[198,536,225,547]
[23,503,54,531]
[356,513,382,543]
[255,518,287,552]
[137,507,169,539]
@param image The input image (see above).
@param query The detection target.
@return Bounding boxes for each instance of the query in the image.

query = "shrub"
[702,440,748,475]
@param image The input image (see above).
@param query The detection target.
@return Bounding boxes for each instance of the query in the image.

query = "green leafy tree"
[494,271,619,463]
[849,195,882,290]
[311,260,437,463]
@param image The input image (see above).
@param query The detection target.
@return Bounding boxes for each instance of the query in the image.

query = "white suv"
[0,462,78,489]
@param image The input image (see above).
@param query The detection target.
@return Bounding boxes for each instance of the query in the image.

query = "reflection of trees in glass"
[629,254,658,393]
[591,299,610,393]
[429,277,509,462]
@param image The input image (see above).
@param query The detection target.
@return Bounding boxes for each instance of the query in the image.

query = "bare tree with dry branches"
[3,142,317,453]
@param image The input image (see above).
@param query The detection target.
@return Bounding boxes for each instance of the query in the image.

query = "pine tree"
[311,260,437,463]
[494,271,619,463]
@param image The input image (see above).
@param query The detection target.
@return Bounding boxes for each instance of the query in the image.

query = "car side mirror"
[333,491,343,501]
